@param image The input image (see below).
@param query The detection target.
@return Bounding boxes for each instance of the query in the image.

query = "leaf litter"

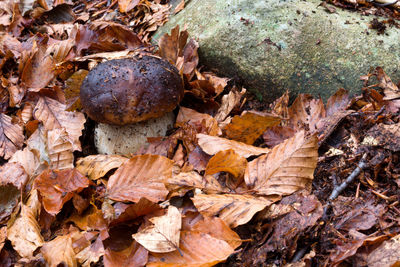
[0,1,399,266]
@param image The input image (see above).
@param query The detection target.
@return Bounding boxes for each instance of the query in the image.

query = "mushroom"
[80,55,184,154]
[80,55,184,126]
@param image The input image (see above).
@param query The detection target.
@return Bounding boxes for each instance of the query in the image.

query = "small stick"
[322,154,368,220]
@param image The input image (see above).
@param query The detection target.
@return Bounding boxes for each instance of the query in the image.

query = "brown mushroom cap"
[80,56,184,125]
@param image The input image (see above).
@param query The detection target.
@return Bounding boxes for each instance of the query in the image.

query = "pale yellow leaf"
[245,131,318,196]
[197,133,270,158]
[133,205,181,253]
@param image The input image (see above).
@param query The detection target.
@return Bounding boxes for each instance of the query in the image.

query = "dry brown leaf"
[41,231,81,267]
[8,190,44,259]
[34,96,85,151]
[64,69,88,111]
[245,131,318,196]
[147,230,235,267]
[158,25,188,65]
[375,67,400,100]
[197,133,270,158]
[192,193,275,228]
[205,149,247,184]
[365,122,400,152]
[0,162,28,189]
[176,107,221,136]
[46,39,75,63]
[21,44,55,91]
[69,205,108,232]
[326,88,350,116]
[132,205,181,253]
[118,0,140,13]
[225,111,281,144]
[111,198,162,226]
[288,94,326,133]
[202,72,229,96]
[27,125,50,164]
[47,127,74,170]
[215,87,246,123]
[33,168,90,215]
[76,154,128,181]
[270,90,289,118]
[0,113,24,159]
[107,154,173,203]
[76,235,105,267]
[167,171,224,195]
[367,234,400,267]
[0,226,6,251]
[263,125,296,148]
[104,240,148,267]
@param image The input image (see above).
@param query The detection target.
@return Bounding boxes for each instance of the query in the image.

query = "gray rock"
[154,0,400,101]
[95,112,175,155]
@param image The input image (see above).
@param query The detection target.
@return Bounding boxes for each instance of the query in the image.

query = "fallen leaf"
[107,154,173,203]
[111,198,162,226]
[104,240,148,267]
[7,190,44,258]
[205,149,247,186]
[133,205,181,253]
[64,69,88,111]
[225,111,281,144]
[174,0,185,14]
[176,107,221,136]
[33,168,90,215]
[33,96,86,151]
[214,87,246,123]
[0,162,28,189]
[118,0,140,13]
[367,234,400,267]
[41,231,81,267]
[245,131,318,196]
[167,171,224,195]
[269,90,289,118]
[364,122,400,152]
[76,235,105,267]
[76,154,128,181]
[197,133,270,158]
[325,88,350,116]
[47,127,74,170]
[0,113,24,159]
[0,227,5,251]
[192,193,275,228]
[157,25,188,65]
[263,125,296,147]
[375,67,400,100]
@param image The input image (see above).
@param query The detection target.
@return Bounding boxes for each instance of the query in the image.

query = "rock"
[154,0,400,101]
[94,112,175,155]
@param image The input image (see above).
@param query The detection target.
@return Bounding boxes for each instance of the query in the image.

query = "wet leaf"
[33,169,90,215]
[225,111,281,144]
[76,154,128,181]
[133,205,181,253]
[197,133,270,158]
[107,155,173,203]
[245,131,318,196]
[192,193,275,228]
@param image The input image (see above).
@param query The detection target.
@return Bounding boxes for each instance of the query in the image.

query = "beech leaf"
[76,154,128,180]
[107,154,173,203]
[0,113,24,159]
[132,205,181,253]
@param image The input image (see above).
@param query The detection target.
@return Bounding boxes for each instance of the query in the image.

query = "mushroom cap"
[80,56,184,125]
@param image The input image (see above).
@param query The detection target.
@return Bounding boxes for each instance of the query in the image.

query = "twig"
[322,154,368,220]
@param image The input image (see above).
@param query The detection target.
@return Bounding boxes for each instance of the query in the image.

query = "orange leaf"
[192,193,275,228]
[106,155,173,203]
[197,133,270,158]
[205,149,247,180]
[76,154,128,181]
[33,96,86,151]
[0,113,24,159]
[176,107,221,136]
[225,111,281,144]
[33,169,90,215]
[104,240,148,267]
[245,131,318,196]
[118,0,140,13]
[167,171,224,195]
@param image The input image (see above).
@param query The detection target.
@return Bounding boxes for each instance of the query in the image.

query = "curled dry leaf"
[107,154,174,203]
[375,67,400,100]
[288,94,326,133]
[104,240,148,267]
[269,90,289,118]
[245,131,318,196]
[205,149,248,181]
[76,235,105,267]
[76,154,128,181]
[33,168,90,215]
[7,190,44,259]
[192,193,275,228]
[176,107,221,136]
[0,113,24,159]
[34,96,86,151]
[225,111,281,144]
[157,25,188,65]
[132,205,181,253]
[167,171,224,195]
[197,133,270,158]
